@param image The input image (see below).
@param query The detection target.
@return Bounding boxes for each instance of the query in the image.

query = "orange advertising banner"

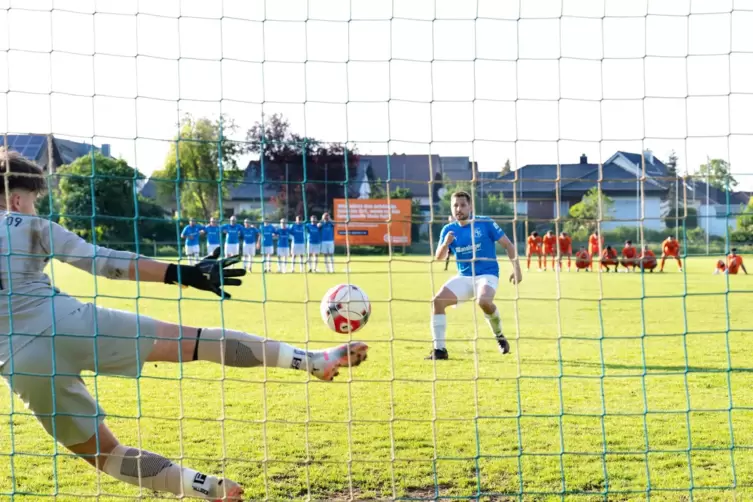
[333,199,412,247]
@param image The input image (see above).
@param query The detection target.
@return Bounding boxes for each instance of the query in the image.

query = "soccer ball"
[320,284,371,334]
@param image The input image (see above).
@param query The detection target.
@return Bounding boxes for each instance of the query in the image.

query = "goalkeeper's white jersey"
[0,212,136,368]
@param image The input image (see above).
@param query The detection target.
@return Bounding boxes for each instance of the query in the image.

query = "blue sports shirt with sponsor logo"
[276,227,291,247]
[242,226,259,245]
[261,224,276,247]
[306,223,321,244]
[319,221,335,243]
[290,223,305,244]
[204,225,221,246]
[181,224,202,246]
[439,216,505,278]
[221,223,243,245]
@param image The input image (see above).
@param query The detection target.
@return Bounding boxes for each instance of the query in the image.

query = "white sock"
[485,307,503,337]
[432,314,447,350]
[102,445,236,499]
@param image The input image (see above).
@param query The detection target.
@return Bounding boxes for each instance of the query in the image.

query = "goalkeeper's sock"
[102,445,242,500]
[484,307,503,337]
[194,328,303,370]
[431,314,447,350]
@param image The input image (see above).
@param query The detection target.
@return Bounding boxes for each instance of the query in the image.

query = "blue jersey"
[261,224,276,247]
[320,221,335,243]
[221,223,243,244]
[290,223,305,244]
[306,223,321,244]
[242,226,259,245]
[440,216,505,278]
[204,225,221,246]
[276,227,291,247]
[181,224,202,246]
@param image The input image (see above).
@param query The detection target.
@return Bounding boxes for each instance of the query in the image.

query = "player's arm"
[435,228,453,261]
[44,221,243,298]
[497,235,522,284]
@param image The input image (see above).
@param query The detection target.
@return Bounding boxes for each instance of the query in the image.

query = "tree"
[698,157,738,191]
[246,113,359,219]
[56,153,174,247]
[153,114,244,220]
[664,206,698,230]
[564,187,614,235]
[499,159,512,177]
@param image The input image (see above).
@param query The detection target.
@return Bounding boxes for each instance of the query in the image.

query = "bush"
[157,245,178,257]
[665,207,698,229]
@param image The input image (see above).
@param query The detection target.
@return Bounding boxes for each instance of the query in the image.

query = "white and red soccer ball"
[320,284,371,334]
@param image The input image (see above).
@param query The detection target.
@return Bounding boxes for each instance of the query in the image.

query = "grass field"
[2,255,753,501]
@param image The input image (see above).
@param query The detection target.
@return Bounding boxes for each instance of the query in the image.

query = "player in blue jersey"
[275,219,292,273]
[242,219,260,272]
[180,218,203,265]
[290,216,306,273]
[428,191,522,360]
[260,218,277,273]
[221,216,244,262]
[306,215,322,273]
[319,212,336,273]
[202,217,222,255]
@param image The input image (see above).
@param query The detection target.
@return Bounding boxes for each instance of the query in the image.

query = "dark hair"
[532,231,538,237]
[451,190,471,203]
[626,240,632,245]
[0,148,46,194]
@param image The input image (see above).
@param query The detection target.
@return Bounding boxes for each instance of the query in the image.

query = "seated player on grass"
[575,247,592,272]
[0,149,369,502]
[715,248,748,275]
[526,231,542,271]
[660,235,683,273]
[640,245,657,273]
[542,230,557,271]
[558,231,572,272]
[428,191,522,360]
[621,240,638,272]
[600,245,618,272]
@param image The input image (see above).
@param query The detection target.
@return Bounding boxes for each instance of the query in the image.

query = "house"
[349,154,474,211]
[484,151,669,231]
[3,134,111,171]
[682,178,749,236]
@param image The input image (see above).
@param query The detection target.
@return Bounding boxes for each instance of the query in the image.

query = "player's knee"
[432,294,452,313]
[476,297,494,312]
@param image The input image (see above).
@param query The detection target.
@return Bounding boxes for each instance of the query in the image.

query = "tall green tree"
[499,159,512,177]
[153,114,244,220]
[56,153,173,246]
[246,113,358,219]
[698,157,738,191]
[564,187,614,235]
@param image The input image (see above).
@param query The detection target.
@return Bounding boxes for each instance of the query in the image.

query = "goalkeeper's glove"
[163,247,245,299]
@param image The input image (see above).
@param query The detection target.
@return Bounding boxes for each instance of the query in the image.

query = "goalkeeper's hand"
[163,247,245,299]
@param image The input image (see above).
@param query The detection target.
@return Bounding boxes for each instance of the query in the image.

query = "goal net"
[2,0,753,500]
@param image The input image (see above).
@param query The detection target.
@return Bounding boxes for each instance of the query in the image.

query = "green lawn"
[2,256,753,501]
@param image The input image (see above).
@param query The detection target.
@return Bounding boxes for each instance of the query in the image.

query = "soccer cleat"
[213,479,244,501]
[309,342,369,381]
[496,335,511,355]
[426,348,449,360]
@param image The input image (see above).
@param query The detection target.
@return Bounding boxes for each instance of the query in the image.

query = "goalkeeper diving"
[428,191,522,360]
[0,150,369,501]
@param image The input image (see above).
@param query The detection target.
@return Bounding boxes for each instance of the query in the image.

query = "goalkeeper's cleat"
[309,342,369,382]
[213,479,243,501]
[425,348,449,360]
[496,335,511,355]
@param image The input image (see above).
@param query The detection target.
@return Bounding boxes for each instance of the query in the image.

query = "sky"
[1,0,753,188]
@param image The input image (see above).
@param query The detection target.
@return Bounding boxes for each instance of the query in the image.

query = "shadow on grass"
[522,358,753,374]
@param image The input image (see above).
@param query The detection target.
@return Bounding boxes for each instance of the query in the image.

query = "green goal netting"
[2,0,753,500]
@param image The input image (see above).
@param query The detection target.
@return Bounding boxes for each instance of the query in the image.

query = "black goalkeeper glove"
[164,247,245,299]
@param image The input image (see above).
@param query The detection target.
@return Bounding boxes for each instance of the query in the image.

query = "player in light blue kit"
[202,217,222,255]
[180,218,203,265]
[221,216,244,262]
[319,212,336,273]
[290,216,306,273]
[428,191,522,360]
[260,218,276,273]
[242,219,259,272]
[275,219,292,273]
[306,215,322,273]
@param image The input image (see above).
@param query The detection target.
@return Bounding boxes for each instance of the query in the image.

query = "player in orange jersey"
[659,235,683,272]
[542,230,557,271]
[640,246,657,272]
[558,231,573,271]
[600,245,618,272]
[715,248,748,275]
[588,231,603,270]
[526,231,543,271]
[621,240,638,272]
[575,247,592,271]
